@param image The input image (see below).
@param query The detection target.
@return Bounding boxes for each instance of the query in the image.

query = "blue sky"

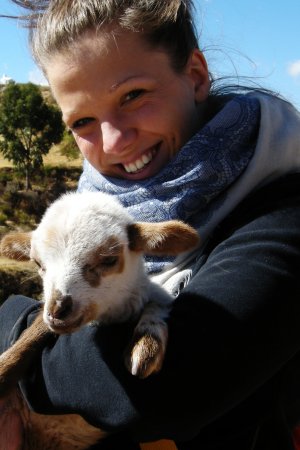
[1,0,300,109]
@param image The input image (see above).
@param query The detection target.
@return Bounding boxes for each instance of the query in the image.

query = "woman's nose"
[101,120,136,154]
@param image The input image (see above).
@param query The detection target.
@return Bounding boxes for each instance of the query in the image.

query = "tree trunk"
[25,168,31,191]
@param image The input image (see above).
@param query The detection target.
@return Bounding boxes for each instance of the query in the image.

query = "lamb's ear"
[0,232,32,261]
[127,221,200,256]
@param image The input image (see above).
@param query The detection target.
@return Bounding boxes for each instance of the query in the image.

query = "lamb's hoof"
[126,331,166,378]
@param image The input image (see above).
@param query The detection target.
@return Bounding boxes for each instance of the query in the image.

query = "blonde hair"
[11,0,199,73]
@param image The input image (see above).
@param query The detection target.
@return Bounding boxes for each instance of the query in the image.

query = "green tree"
[59,129,80,161]
[0,82,64,189]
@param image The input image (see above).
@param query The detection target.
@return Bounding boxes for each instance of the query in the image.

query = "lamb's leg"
[0,312,106,449]
[0,390,24,450]
[126,298,170,379]
[0,311,52,396]
[1,387,106,450]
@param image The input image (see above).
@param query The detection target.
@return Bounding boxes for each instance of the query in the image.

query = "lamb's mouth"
[47,315,84,334]
[123,147,157,174]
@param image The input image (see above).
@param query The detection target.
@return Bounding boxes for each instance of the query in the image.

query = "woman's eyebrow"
[109,75,148,93]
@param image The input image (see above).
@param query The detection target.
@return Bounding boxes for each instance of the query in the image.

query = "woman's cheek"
[74,133,100,160]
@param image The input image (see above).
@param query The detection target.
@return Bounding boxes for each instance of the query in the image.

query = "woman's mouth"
[123,148,156,174]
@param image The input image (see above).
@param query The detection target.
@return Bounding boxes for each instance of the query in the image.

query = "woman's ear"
[185,49,210,103]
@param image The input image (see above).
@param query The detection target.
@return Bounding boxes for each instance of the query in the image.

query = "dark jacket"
[1,173,300,450]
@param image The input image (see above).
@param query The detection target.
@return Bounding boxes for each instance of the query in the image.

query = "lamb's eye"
[101,256,118,268]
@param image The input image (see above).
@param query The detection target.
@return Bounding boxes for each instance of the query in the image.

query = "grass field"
[0,154,13,168]
[0,256,42,303]
[0,256,36,272]
[43,144,83,168]
[0,144,83,169]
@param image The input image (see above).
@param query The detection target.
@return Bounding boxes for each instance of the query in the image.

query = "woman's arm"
[1,174,300,442]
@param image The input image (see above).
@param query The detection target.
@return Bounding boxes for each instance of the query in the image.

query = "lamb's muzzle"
[45,291,80,332]
[48,292,73,320]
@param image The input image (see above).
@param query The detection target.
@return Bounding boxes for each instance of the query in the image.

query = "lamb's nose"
[49,294,73,320]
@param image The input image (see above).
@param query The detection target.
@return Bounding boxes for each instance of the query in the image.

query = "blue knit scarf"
[78,95,260,274]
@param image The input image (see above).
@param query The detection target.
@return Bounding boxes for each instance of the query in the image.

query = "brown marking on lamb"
[0,232,32,261]
[0,388,106,450]
[127,324,168,378]
[47,290,73,320]
[81,302,99,324]
[126,301,170,378]
[82,238,125,287]
[0,390,25,450]
[128,221,200,255]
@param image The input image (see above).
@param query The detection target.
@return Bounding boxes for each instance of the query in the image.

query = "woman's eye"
[71,117,95,130]
[123,89,145,103]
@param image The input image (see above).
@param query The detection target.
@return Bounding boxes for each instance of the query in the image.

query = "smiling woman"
[45,29,209,181]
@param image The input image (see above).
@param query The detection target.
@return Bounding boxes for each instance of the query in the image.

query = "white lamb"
[0,191,199,450]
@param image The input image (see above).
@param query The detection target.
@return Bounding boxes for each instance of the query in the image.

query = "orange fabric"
[293,426,300,449]
[140,439,178,450]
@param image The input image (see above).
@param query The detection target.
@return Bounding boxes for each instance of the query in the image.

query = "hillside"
[0,257,42,302]
[0,148,83,304]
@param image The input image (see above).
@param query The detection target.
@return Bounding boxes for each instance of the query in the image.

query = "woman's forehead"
[50,28,150,65]
[45,29,173,99]
[46,28,165,79]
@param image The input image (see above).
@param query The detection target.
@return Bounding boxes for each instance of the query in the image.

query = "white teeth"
[128,163,137,172]
[142,154,151,165]
[124,151,153,173]
[136,159,144,170]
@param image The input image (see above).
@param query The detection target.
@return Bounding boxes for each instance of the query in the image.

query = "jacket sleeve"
[0,174,300,442]
[0,296,42,356]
